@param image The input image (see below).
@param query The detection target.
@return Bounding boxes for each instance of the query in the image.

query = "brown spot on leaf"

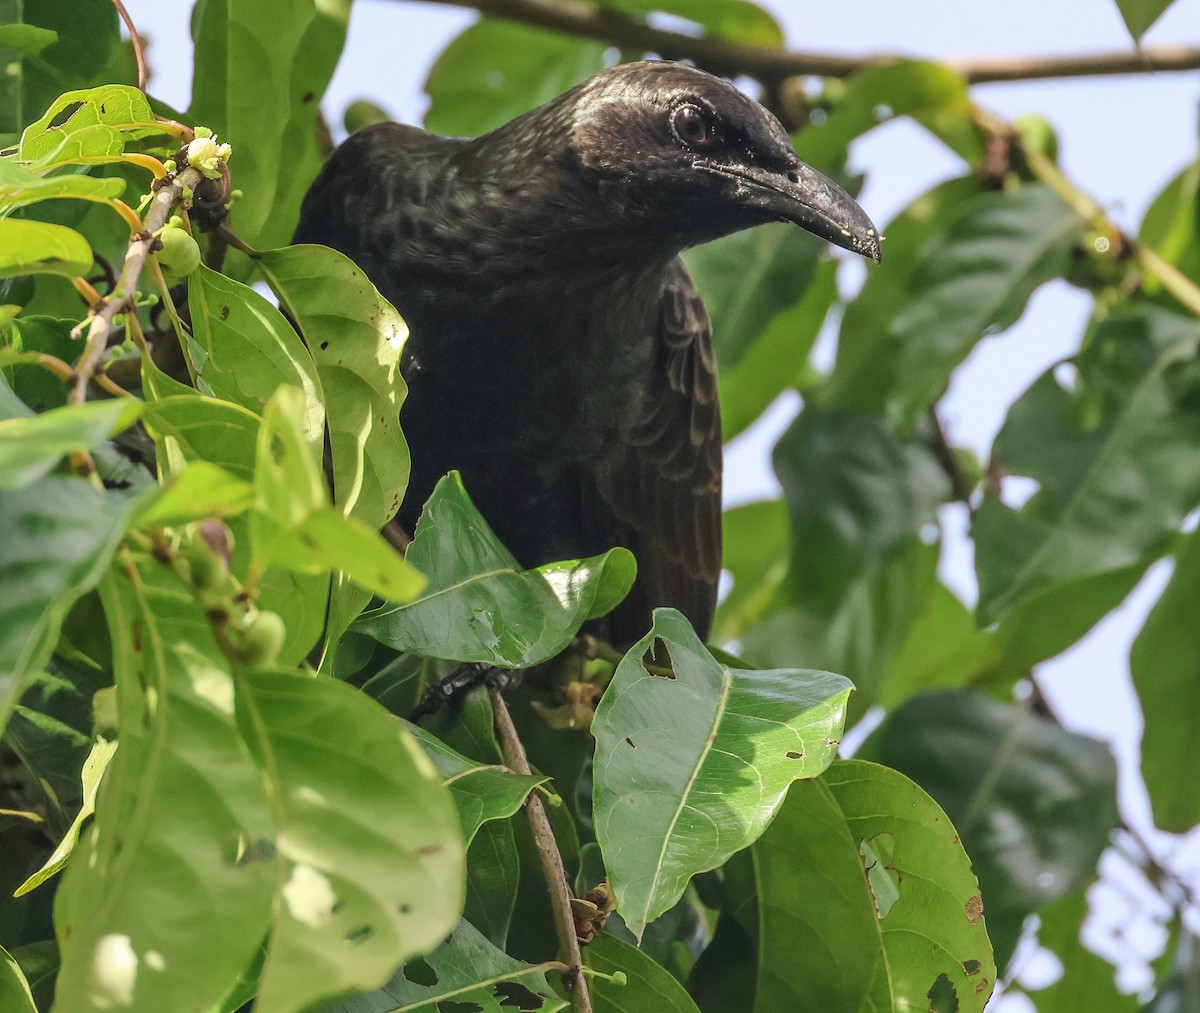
[975,978,990,996]
[220,304,230,320]
[417,843,442,856]
[301,90,315,103]
[964,895,983,924]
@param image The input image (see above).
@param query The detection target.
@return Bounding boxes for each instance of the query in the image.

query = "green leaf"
[820,176,987,412]
[424,18,606,137]
[14,737,116,896]
[975,304,1200,623]
[1026,890,1135,1012]
[190,0,351,252]
[406,722,546,847]
[1133,529,1200,831]
[718,260,837,439]
[259,244,411,652]
[0,218,93,280]
[1114,0,1178,39]
[1145,931,1200,1012]
[132,460,254,528]
[0,476,129,741]
[605,0,782,45]
[861,689,1118,967]
[53,557,275,1013]
[187,263,325,448]
[0,0,119,136]
[750,760,995,1012]
[584,932,701,1013]
[712,499,789,641]
[2,316,77,412]
[236,669,465,1013]
[18,85,158,169]
[1139,159,1200,286]
[886,182,1085,430]
[684,222,821,374]
[326,918,567,1013]
[798,61,980,172]
[0,397,142,489]
[773,408,949,608]
[0,157,127,214]
[592,607,852,938]
[357,473,636,668]
[0,944,36,1013]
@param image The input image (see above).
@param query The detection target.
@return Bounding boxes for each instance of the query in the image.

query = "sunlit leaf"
[0,158,127,214]
[18,85,158,169]
[0,218,93,280]
[593,607,851,938]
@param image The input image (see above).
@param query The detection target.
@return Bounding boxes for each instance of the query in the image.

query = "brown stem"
[70,166,205,408]
[926,406,975,514]
[418,0,1200,85]
[489,687,593,1013]
[111,0,148,92]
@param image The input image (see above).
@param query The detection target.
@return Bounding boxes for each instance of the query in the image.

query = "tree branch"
[490,686,593,1013]
[419,0,1200,84]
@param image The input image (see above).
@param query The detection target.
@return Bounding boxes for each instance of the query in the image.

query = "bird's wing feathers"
[590,258,722,645]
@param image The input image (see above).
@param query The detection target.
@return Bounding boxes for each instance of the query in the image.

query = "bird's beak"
[704,159,882,263]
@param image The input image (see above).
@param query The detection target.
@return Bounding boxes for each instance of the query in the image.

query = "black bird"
[294,61,879,648]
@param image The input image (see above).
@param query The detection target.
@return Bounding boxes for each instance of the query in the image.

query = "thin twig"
[419,0,1200,85]
[111,0,147,92]
[70,166,204,407]
[490,686,593,1013]
[926,406,975,514]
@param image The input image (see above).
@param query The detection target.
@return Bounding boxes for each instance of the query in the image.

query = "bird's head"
[564,61,881,262]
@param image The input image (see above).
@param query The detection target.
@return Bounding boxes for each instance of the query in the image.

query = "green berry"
[238,610,286,667]
[157,225,202,282]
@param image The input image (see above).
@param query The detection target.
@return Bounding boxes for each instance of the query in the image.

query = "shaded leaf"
[0,397,142,489]
[190,0,352,252]
[237,669,464,1013]
[1114,0,1178,39]
[357,473,635,668]
[712,498,789,641]
[585,931,701,1013]
[887,182,1085,430]
[773,408,949,608]
[326,918,567,1013]
[750,760,994,1012]
[861,689,1118,967]
[606,0,781,45]
[592,607,851,938]
[0,475,129,741]
[975,304,1200,623]
[53,557,275,1013]
[0,944,35,1013]
[1139,159,1200,287]
[0,158,127,214]
[1,316,77,412]
[1133,529,1200,831]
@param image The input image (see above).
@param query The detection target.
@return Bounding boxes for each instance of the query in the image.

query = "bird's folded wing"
[591,257,722,645]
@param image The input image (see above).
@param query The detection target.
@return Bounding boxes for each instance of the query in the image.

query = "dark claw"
[409,662,522,721]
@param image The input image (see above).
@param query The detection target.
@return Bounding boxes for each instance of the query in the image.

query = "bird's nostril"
[786,169,799,184]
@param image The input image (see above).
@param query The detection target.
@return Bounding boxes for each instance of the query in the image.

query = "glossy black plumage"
[294,61,879,646]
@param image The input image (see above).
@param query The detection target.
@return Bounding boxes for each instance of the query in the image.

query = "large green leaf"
[406,722,546,848]
[1139,159,1200,287]
[773,407,949,608]
[424,18,606,137]
[1133,529,1200,832]
[0,157,127,214]
[190,0,351,251]
[683,222,823,374]
[886,182,1085,430]
[0,476,129,742]
[820,176,987,413]
[592,607,851,938]
[605,0,781,46]
[1114,0,1178,39]
[0,944,35,1013]
[187,263,325,448]
[975,304,1200,623]
[259,244,412,652]
[326,918,567,1013]
[236,669,464,1013]
[53,557,276,1013]
[861,689,1118,966]
[0,397,142,489]
[0,218,93,280]
[749,760,994,1012]
[357,473,635,668]
[0,0,119,136]
[712,499,789,641]
[17,85,158,169]
[584,932,701,1013]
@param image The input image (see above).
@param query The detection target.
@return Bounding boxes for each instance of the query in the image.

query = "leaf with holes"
[592,607,851,938]
[236,669,464,1013]
[18,85,158,169]
[748,760,994,1012]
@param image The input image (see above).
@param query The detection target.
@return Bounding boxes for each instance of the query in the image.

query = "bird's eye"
[671,104,713,148]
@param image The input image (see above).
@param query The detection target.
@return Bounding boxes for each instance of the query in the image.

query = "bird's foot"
[410,662,521,721]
